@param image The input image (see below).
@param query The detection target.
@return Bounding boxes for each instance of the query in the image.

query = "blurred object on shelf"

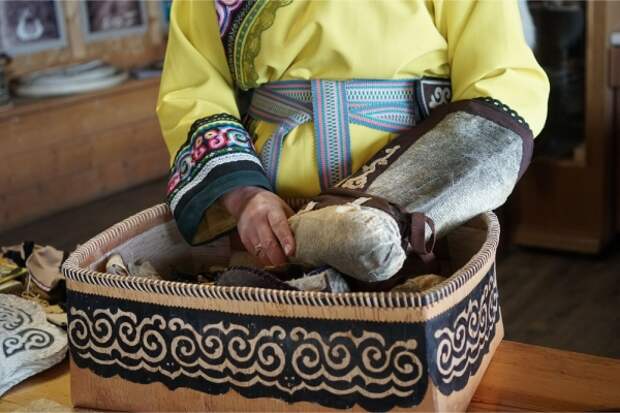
[0,53,12,105]
[528,0,586,160]
[130,59,162,79]
[507,1,617,253]
[14,59,127,98]
[160,0,172,31]
[4,0,167,80]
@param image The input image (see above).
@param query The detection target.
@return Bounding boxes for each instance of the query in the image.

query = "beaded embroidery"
[166,114,260,208]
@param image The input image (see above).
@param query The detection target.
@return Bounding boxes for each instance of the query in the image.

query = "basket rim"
[62,204,499,309]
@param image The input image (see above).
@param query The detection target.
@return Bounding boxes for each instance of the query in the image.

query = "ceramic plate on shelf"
[19,60,106,83]
[24,65,119,86]
[15,71,128,98]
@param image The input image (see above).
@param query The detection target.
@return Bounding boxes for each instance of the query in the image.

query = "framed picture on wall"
[80,0,148,42]
[0,0,67,55]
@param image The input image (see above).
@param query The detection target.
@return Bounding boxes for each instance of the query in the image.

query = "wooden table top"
[1,341,619,412]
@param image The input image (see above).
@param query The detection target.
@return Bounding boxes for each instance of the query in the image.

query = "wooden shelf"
[0,77,161,121]
[0,76,168,232]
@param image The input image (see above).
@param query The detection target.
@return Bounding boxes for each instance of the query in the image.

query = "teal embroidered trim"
[219,0,291,90]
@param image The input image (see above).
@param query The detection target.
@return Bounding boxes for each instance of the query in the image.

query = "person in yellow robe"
[157,0,549,272]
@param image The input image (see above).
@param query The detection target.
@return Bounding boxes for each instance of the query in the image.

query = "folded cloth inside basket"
[216,265,351,293]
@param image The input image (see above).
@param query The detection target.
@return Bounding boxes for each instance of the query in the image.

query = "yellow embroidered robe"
[157,0,549,244]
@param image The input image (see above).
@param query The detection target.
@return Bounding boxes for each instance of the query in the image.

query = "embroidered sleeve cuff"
[166,114,272,244]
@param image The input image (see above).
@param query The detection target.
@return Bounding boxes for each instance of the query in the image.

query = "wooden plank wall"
[0,78,169,232]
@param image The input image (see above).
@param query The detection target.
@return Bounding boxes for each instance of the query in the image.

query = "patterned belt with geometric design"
[248,77,451,190]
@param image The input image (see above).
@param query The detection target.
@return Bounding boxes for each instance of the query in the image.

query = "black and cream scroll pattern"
[67,267,500,409]
[0,303,32,331]
[67,293,427,411]
[2,328,55,358]
[427,267,500,395]
[0,301,55,358]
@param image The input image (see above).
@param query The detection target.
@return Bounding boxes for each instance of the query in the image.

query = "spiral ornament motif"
[68,294,429,410]
[428,267,501,395]
[67,267,500,409]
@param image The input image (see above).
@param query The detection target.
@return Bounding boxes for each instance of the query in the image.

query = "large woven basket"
[62,204,503,412]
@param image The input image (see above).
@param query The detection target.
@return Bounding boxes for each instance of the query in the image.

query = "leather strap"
[305,187,437,256]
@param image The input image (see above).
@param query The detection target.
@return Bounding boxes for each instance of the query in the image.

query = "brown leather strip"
[424,215,436,254]
[470,99,535,180]
[303,188,439,259]
[518,133,534,180]
[410,212,436,255]
[410,213,426,255]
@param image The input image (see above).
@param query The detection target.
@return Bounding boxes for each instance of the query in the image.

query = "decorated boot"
[289,98,533,282]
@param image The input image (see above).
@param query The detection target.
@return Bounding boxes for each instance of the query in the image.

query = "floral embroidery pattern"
[166,114,256,201]
[215,0,244,36]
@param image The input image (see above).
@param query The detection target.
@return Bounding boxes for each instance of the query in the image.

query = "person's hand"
[220,186,295,266]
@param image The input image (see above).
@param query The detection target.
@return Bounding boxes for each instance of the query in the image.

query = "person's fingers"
[238,224,261,259]
[234,193,295,266]
[267,208,295,256]
[256,220,287,266]
[245,234,272,266]
[279,200,295,218]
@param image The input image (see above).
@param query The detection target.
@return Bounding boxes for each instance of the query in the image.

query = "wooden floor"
[497,242,620,358]
[1,178,618,359]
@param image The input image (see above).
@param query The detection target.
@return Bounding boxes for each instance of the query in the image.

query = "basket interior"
[88,214,490,283]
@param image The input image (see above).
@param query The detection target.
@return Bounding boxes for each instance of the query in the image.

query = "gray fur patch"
[288,204,406,282]
[367,111,522,239]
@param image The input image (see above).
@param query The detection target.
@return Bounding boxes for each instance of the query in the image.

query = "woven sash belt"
[248,78,451,190]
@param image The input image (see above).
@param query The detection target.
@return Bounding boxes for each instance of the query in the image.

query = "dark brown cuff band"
[473,97,534,180]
